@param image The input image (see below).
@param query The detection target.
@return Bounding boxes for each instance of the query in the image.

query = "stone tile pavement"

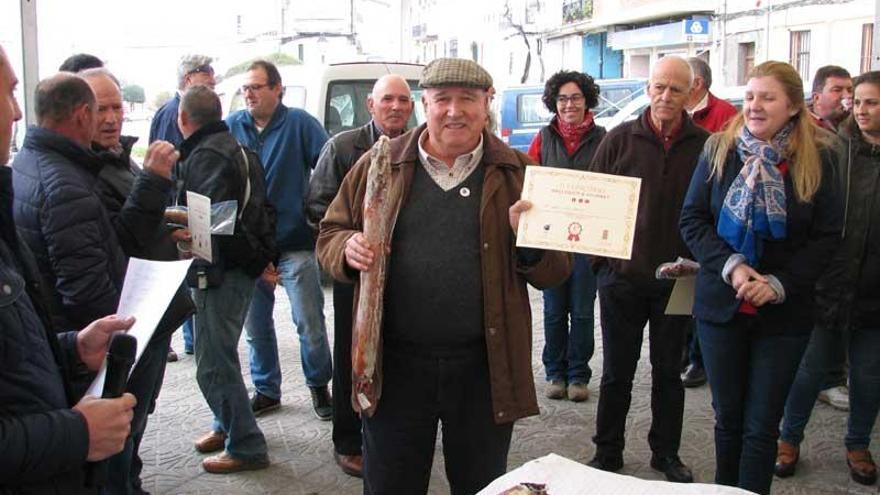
[140,286,880,494]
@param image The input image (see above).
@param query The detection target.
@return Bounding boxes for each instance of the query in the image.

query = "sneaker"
[310,386,332,421]
[818,385,850,411]
[567,383,589,402]
[847,449,878,485]
[545,380,566,400]
[774,440,799,478]
[250,392,281,416]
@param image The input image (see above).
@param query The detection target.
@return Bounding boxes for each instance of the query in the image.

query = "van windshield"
[326,80,422,135]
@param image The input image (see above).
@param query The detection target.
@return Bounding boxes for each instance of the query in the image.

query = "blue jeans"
[781,324,880,450]
[182,317,194,353]
[698,317,809,495]
[192,269,267,461]
[245,250,332,397]
[541,254,595,384]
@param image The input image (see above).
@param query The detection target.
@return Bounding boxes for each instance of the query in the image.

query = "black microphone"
[101,333,137,398]
[85,333,137,488]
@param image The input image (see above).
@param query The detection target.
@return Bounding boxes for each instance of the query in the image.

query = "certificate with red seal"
[516,166,641,259]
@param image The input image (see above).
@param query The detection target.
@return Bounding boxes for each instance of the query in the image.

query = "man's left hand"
[76,315,137,372]
[509,200,532,235]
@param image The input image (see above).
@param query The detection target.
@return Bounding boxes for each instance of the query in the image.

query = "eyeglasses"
[556,94,585,105]
[241,83,269,93]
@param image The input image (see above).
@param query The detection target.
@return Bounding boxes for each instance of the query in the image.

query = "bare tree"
[503,1,543,84]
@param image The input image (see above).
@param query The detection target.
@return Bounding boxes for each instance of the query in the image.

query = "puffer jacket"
[12,126,128,332]
[815,123,880,331]
[0,166,96,495]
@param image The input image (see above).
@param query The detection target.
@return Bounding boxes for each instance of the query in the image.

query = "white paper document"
[478,454,753,495]
[186,191,213,263]
[86,257,193,397]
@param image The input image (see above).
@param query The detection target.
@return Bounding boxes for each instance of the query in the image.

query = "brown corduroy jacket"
[317,124,571,423]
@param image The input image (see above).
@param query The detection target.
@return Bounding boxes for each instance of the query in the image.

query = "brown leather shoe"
[847,449,878,485]
[774,440,799,478]
[202,451,269,474]
[194,430,226,454]
[335,452,363,478]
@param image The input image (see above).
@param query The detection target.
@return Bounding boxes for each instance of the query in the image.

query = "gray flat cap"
[419,58,493,90]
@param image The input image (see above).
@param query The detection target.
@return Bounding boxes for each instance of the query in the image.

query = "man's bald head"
[650,56,694,88]
[647,56,693,128]
[35,73,96,147]
[367,74,413,137]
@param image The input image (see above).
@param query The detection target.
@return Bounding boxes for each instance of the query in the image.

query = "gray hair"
[180,85,221,129]
[35,73,95,125]
[177,54,213,90]
[78,67,121,89]
[687,57,712,89]
[650,56,694,89]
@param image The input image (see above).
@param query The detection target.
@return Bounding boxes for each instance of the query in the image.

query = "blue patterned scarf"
[717,123,793,264]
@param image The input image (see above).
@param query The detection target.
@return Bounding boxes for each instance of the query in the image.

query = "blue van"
[498,78,646,153]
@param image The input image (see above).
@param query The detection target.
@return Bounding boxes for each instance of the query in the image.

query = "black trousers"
[593,275,688,459]
[362,343,513,495]
[331,281,362,456]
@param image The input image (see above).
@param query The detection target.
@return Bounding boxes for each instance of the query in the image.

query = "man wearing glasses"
[227,60,334,422]
[149,54,215,363]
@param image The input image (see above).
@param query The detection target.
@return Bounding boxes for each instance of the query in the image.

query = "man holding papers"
[586,56,709,482]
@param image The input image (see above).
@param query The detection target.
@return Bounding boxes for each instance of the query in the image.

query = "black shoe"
[651,455,694,483]
[250,392,281,416]
[587,454,623,472]
[681,364,707,388]
[310,386,332,421]
[167,349,178,363]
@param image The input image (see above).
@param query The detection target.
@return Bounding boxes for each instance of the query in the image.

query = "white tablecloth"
[477,454,755,495]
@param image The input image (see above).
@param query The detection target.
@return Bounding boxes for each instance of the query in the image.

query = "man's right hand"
[73,393,137,462]
[143,141,179,179]
[344,233,376,272]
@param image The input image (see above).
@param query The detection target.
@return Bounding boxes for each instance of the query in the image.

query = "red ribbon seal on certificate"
[567,222,582,242]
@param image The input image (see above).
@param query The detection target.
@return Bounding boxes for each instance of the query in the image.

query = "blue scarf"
[717,123,793,265]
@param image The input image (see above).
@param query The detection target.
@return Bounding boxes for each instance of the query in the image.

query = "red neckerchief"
[554,112,595,156]
[738,160,789,315]
[645,109,682,152]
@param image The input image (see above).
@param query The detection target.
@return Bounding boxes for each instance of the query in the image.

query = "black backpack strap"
[237,146,252,221]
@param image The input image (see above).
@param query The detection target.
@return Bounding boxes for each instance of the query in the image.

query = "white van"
[218,61,426,136]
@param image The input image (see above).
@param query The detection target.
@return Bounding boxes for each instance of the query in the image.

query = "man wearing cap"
[150,54,215,362]
[317,58,571,495]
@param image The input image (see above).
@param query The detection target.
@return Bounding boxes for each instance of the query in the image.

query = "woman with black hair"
[527,70,605,402]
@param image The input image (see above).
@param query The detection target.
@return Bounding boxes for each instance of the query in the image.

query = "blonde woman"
[679,61,842,494]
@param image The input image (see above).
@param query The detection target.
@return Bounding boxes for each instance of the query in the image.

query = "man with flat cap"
[317,58,571,495]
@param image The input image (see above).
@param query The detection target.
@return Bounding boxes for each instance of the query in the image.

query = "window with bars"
[738,42,755,85]
[862,24,874,73]
[789,30,811,80]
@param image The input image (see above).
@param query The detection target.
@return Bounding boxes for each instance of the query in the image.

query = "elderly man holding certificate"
[586,56,709,482]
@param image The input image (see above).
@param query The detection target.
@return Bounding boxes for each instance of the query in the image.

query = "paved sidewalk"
[140,286,879,494]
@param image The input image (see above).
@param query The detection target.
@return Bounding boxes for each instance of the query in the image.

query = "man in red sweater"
[685,57,737,133]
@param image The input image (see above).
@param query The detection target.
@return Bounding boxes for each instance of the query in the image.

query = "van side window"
[325,80,422,136]
[517,93,553,124]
